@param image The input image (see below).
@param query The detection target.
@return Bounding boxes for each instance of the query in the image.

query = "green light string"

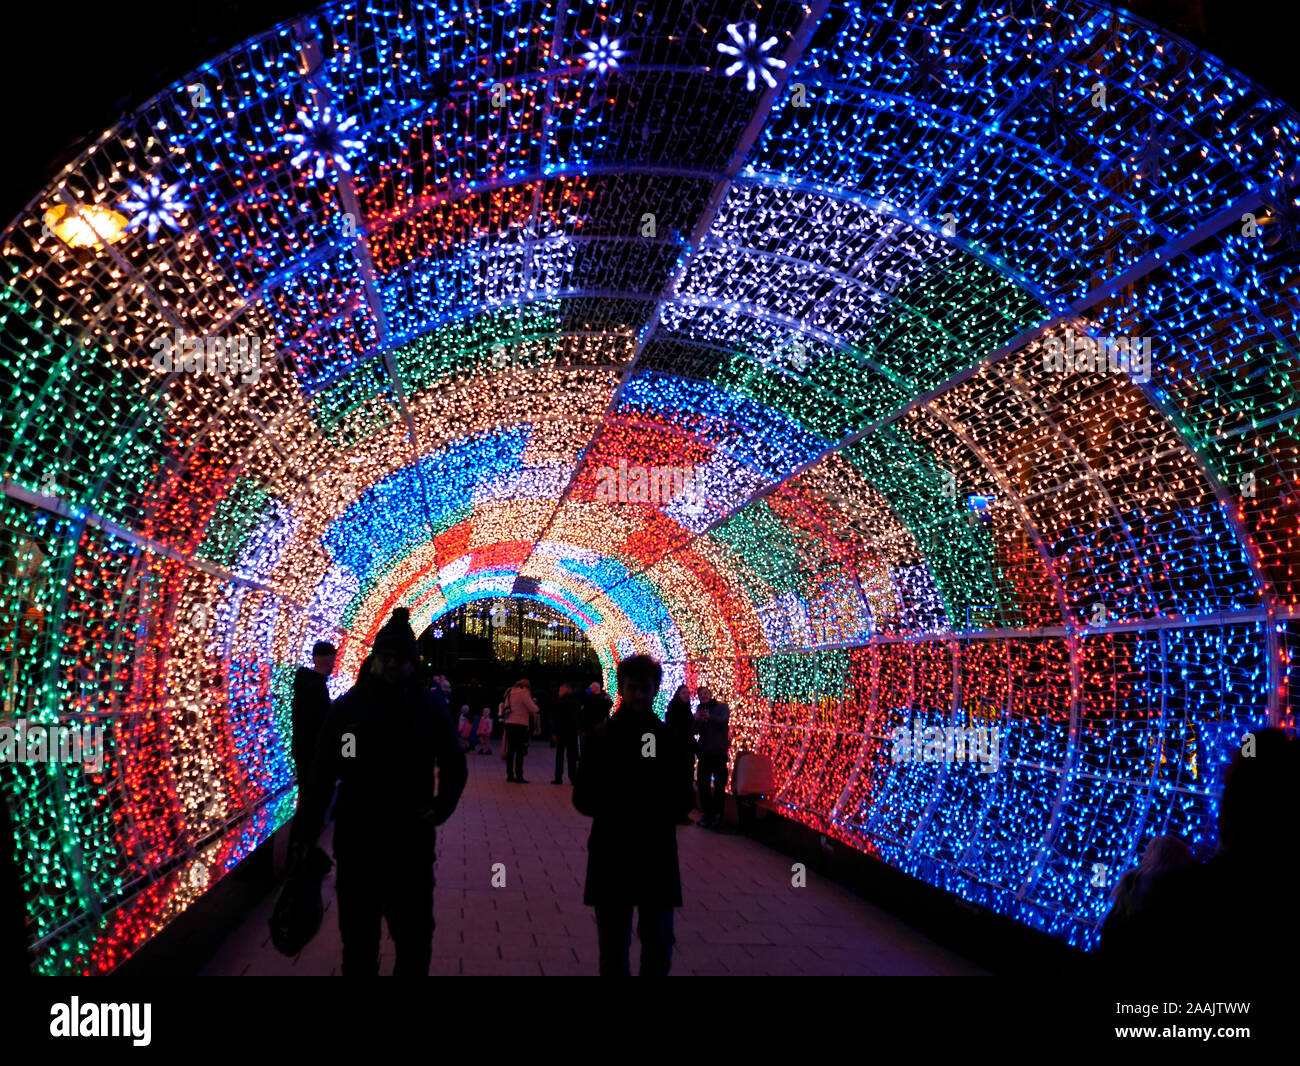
[846,429,1006,627]
[194,478,275,569]
[711,499,817,606]
[755,649,852,704]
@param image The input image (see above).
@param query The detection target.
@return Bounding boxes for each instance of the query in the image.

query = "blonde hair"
[1137,834,1192,873]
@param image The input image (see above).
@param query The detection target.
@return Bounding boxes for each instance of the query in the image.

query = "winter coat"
[694,699,731,756]
[551,694,580,738]
[502,686,538,727]
[664,696,696,755]
[572,706,695,908]
[291,666,330,777]
[290,673,468,858]
[579,690,613,734]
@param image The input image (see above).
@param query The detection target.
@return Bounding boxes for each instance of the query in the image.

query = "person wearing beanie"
[374,606,416,650]
[289,607,467,976]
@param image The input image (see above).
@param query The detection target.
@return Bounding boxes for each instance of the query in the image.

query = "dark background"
[0,0,1291,227]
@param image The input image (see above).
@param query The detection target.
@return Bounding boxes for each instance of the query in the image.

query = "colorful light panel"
[0,0,1296,971]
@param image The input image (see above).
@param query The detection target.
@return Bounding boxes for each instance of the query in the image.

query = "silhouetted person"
[551,682,580,785]
[573,655,693,976]
[502,679,539,783]
[693,686,730,828]
[664,685,697,825]
[289,610,467,976]
[1099,834,1193,942]
[385,607,417,658]
[291,641,335,781]
[579,680,613,763]
[1098,727,1298,975]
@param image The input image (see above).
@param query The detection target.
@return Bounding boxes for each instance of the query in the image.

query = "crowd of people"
[287,607,733,976]
[285,606,1296,978]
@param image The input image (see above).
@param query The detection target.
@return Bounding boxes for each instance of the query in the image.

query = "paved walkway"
[202,745,986,976]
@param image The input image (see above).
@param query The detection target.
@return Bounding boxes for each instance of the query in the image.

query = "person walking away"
[664,685,696,826]
[291,641,336,781]
[502,679,539,783]
[457,706,474,752]
[578,680,613,763]
[694,686,731,829]
[476,708,494,754]
[288,610,467,976]
[551,682,581,785]
[573,655,693,976]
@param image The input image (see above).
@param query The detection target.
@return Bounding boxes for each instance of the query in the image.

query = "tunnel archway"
[0,0,1296,974]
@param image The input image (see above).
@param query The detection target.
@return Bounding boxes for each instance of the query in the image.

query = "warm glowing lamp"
[42,203,128,248]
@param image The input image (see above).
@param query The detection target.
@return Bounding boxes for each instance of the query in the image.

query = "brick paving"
[202,747,987,976]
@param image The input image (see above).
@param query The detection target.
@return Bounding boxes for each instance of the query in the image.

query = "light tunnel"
[0,0,1296,975]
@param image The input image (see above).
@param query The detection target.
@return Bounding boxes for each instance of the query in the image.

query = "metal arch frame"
[510,0,835,587]
[293,19,441,545]
[175,152,1237,525]
[0,476,336,623]
[4,0,1298,971]
[539,182,1286,894]
[570,185,1283,598]
[38,165,1277,567]
[75,143,1276,513]
[5,0,1285,397]
[2,186,319,778]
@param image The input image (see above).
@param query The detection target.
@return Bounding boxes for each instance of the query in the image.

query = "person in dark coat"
[693,686,731,829]
[664,685,696,825]
[572,655,694,976]
[291,641,335,780]
[1098,727,1298,976]
[551,682,581,785]
[289,609,468,977]
[578,680,613,763]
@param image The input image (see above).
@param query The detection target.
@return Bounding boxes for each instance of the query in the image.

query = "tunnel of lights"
[0,0,1296,974]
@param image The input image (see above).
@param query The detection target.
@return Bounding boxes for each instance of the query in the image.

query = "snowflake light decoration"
[118,177,189,240]
[285,105,365,179]
[577,33,628,76]
[716,21,786,92]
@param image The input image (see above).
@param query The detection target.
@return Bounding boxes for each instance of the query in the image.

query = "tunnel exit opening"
[418,598,603,710]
